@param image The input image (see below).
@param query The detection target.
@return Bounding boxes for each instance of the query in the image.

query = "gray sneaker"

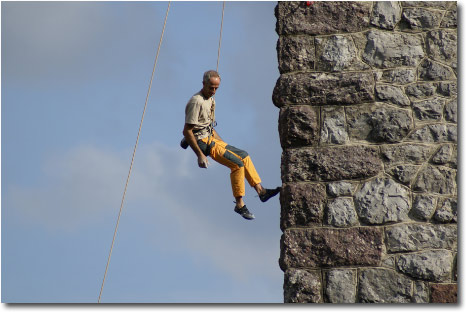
[234,205,255,220]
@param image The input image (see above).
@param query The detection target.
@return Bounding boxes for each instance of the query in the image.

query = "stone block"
[441,7,457,28]
[418,59,456,81]
[433,197,457,223]
[411,194,437,221]
[397,250,453,282]
[283,269,322,303]
[380,143,434,166]
[412,97,444,121]
[444,98,457,123]
[345,105,373,140]
[385,223,457,253]
[405,82,435,100]
[413,165,456,195]
[408,124,457,143]
[447,2,457,10]
[315,35,369,72]
[279,227,383,270]
[366,106,413,143]
[346,105,412,143]
[362,30,424,68]
[279,105,319,148]
[351,31,368,53]
[386,164,420,185]
[320,106,348,145]
[272,72,375,107]
[281,145,382,182]
[401,2,452,9]
[326,197,358,228]
[370,1,402,30]
[324,269,357,303]
[431,284,457,303]
[381,255,396,269]
[354,177,411,225]
[277,36,315,74]
[375,84,410,106]
[401,8,443,30]
[280,183,325,231]
[326,181,354,197]
[413,281,430,303]
[376,107,413,142]
[426,30,457,69]
[432,144,453,165]
[358,268,412,303]
[275,1,371,36]
[436,81,457,97]
[381,68,416,84]
[449,144,457,168]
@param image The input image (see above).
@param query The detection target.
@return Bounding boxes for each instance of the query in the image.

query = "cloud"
[6,142,280,281]
[7,145,129,229]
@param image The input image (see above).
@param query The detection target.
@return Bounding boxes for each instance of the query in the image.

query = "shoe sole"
[241,215,255,220]
[234,207,255,220]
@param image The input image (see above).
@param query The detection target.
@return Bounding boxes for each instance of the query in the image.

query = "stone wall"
[273,1,457,303]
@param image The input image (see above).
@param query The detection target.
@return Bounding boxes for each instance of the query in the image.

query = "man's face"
[202,77,220,98]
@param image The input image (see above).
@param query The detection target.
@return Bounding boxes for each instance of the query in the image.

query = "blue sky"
[1,1,284,303]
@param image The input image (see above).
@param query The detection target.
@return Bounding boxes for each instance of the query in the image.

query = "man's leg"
[203,138,246,198]
[199,137,279,218]
[222,145,261,187]
[203,138,254,219]
[219,142,281,202]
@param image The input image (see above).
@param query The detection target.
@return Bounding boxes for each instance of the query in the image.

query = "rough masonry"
[273,1,457,303]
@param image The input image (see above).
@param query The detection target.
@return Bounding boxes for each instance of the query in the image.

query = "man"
[182,70,280,220]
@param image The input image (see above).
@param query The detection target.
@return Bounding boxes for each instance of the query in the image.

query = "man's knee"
[226,145,248,159]
[223,150,244,168]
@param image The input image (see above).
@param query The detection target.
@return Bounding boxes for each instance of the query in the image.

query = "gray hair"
[203,70,221,83]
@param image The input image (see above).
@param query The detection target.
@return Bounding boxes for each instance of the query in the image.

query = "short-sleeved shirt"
[185,91,214,140]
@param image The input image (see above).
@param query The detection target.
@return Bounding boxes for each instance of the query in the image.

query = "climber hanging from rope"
[181,70,281,220]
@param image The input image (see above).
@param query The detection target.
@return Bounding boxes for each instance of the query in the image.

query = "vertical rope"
[98,1,171,303]
[211,1,225,125]
[216,1,225,73]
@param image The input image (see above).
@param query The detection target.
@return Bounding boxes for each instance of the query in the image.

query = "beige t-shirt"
[185,91,214,140]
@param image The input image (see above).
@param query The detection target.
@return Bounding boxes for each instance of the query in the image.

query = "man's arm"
[183,124,209,168]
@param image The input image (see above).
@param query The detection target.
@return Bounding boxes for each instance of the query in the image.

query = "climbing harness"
[98,1,226,303]
[98,1,171,303]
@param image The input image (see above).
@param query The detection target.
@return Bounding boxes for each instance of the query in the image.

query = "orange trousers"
[198,136,262,197]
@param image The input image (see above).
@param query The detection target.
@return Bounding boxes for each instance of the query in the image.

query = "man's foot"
[259,187,281,202]
[234,205,255,220]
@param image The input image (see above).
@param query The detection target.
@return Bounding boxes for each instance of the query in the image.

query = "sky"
[1,0,284,304]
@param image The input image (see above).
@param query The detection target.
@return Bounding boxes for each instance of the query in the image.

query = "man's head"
[201,70,221,98]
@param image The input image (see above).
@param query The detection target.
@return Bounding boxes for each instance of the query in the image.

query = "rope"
[211,0,225,127]
[216,1,225,73]
[97,1,171,303]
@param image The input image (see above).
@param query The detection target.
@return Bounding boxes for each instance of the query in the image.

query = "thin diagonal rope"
[97,1,171,303]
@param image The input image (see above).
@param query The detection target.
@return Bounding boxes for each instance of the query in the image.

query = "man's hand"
[197,154,209,168]
[183,123,210,169]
